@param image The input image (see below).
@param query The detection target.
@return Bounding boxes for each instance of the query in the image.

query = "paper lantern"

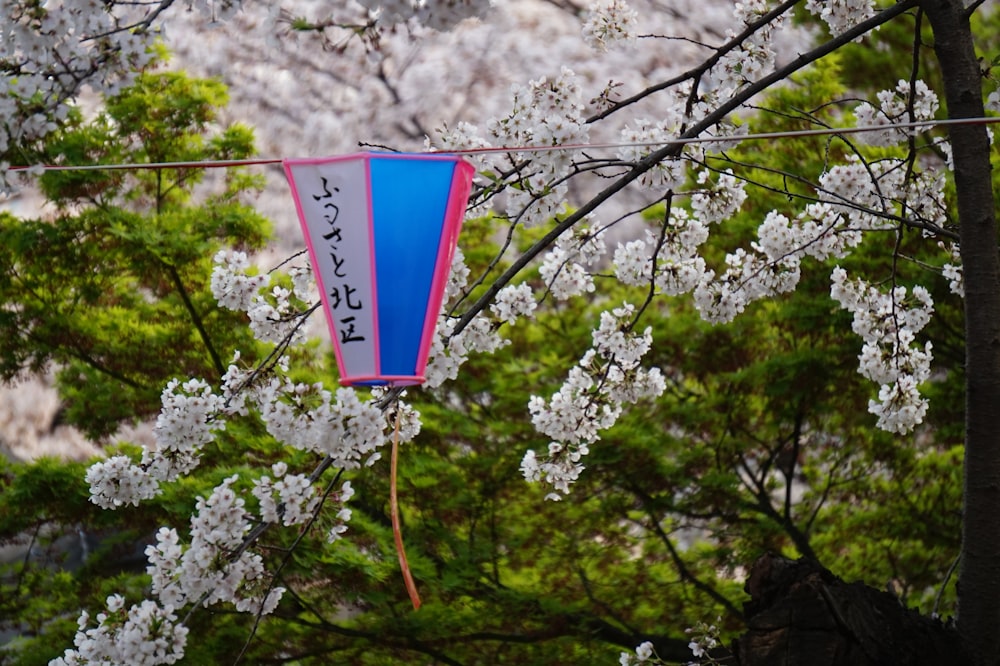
[284,152,475,387]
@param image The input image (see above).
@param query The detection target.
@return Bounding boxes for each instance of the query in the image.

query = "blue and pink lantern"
[284,152,475,387]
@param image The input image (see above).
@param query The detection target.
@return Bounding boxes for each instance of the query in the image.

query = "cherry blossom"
[830,267,934,434]
[582,0,639,52]
[252,462,321,526]
[854,79,940,146]
[491,283,538,325]
[51,598,188,666]
[805,0,876,35]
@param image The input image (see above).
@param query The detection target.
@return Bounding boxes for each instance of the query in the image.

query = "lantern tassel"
[391,404,421,610]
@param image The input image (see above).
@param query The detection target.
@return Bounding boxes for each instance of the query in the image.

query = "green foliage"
[0,65,271,439]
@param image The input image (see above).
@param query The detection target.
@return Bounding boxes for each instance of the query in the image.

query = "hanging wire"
[5,116,998,173]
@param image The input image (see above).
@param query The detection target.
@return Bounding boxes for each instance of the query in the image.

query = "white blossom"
[614,238,652,286]
[613,214,710,298]
[540,226,606,299]
[444,247,472,302]
[541,247,594,299]
[691,169,748,225]
[453,315,509,355]
[145,378,226,482]
[327,481,356,543]
[0,0,159,162]
[830,267,934,434]
[258,380,386,468]
[619,640,657,665]
[252,462,321,526]
[525,308,665,497]
[987,89,1000,113]
[491,283,537,325]
[854,80,939,146]
[818,158,900,231]
[423,312,510,389]
[52,599,188,666]
[248,285,305,345]
[485,67,588,226]
[582,0,638,52]
[805,0,876,35]
[289,263,316,303]
[618,118,688,191]
[86,455,159,509]
[141,476,286,617]
[385,398,423,443]
[424,317,468,388]
[30,2,973,663]
[211,250,267,313]
[693,248,800,325]
[593,303,651,370]
[220,351,260,417]
[710,0,781,97]
[941,242,964,297]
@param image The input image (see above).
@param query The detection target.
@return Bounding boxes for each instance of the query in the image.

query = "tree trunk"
[733,554,968,666]
[919,2,1000,664]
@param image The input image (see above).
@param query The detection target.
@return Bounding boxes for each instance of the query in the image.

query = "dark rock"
[734,553,968,666]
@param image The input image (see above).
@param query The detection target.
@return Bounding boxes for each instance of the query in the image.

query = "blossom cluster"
[87,378,226,509]
[85,454,159,510]
[252,461,321,526]
[854,79,940,146]
[437,67,589,227]
[582,0,639,52]
[491,283,538,324]
[539,226,608,300]
[614,208,711,298]
[148,476,285,614]
[609,182,798,327]
[0,1,159,160]
[326,480,356,542]
[61,471,292,664]
[75,247,394,663]
[685,618,723,664]
[424,313,511,388]
[820,161,899,231]
[747,159,944,279]
[212,250,311,345]
[51,597,188,666]
[259,379,386,467]
[830,267,934,434]
[694,245,801,324]
[711,0,782,100]
[941,242,964,297]
[68,460,332,664]
[805,0,876,36]
[691,170,749,225]
[618,115,690,191]
[211,250,266,312]
[522,303,666,498]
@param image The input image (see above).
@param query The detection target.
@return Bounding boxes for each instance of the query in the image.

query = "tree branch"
[451,0,921,339]
[163,261,226,378]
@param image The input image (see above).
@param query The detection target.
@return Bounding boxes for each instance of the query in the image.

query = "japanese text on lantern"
[310,175,365,344]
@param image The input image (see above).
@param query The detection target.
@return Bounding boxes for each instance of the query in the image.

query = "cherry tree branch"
[585,0,803,124]
[452,0,921,339]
